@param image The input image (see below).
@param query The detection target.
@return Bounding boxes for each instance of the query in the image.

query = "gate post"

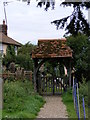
[33,59,38,92]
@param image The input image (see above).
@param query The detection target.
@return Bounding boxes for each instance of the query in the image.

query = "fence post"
[73,77,75,109]
[74,84,80,120]
[30,71,32,81]
[82,97,86,120]
[77,83,80,118]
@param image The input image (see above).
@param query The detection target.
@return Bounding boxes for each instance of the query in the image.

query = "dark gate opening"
[39,76,63,95]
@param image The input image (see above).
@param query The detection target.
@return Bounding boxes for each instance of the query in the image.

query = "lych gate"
[32,38,72,95]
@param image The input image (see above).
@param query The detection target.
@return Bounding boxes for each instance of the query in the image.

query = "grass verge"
[2,79,45,119]
[62,88,88,119]
[62,89,78,119]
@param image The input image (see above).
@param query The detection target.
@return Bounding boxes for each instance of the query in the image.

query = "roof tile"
[32,39,72,58]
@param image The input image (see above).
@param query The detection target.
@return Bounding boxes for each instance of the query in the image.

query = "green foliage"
[62,87,88,118]
[15,54,33,71]
[6,45,15,57]
[0,55,2,74]
[3,79,45,119]
[2,42,36,71]
[18,41,36,55]
[67,33,90,81]
[3,45,16,68]
[15,42,36,71]
[44,60,64,77]
[78,77,88,118]
[3,80,33,113]
[79,76,88,104]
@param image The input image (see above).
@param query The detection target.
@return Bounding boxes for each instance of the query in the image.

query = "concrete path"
[37,96,68,118]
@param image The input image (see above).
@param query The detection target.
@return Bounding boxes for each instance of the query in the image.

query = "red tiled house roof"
[32,38,72,58]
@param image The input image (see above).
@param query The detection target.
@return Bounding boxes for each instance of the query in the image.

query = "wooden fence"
[0,71,32,81]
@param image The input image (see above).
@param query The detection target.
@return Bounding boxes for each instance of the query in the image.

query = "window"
[15,46,17,55]
[0,43,3,57]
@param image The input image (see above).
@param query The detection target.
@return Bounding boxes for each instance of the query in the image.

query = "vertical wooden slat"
[49,78,50,93]
[53,77,55,95]
[56,78,57,93]
[51,77,52,93]
[42,77,44,94]
[58,79,59,93]
[46,77,47,94]
[50,78,51,92]
[58,80,60,93]
[49,78,51,93]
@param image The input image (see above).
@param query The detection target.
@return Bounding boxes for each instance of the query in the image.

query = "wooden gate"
[38,76,63,95]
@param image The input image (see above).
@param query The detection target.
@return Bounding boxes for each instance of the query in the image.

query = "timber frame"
[32,38,72,93]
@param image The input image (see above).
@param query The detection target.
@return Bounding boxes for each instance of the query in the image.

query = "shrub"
[79,76,88,105]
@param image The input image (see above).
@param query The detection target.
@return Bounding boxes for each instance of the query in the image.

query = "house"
[0,20,21,56]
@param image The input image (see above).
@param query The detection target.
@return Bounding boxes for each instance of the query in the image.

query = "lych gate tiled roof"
[32,38,72,58]
[0,32,21,46]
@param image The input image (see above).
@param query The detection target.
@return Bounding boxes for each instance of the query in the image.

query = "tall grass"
[62,82,88,119]
[79,77,88,118]
[3,79,45,119]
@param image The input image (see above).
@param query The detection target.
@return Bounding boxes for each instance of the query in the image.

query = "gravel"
[37,96,68,118]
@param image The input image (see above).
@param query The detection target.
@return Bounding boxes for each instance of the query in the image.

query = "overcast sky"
[0,0,88,45]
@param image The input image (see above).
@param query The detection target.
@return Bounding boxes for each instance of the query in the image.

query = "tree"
[51,1,90,36]
[2,42,36,71]
[18,41,36,55]
[15,42,36,71]
[3,45,16,68]
[21,0,90,36]
[15,54,34,71]
[66,33,90,81]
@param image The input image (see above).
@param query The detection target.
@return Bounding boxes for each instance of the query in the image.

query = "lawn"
[2,79,45,119]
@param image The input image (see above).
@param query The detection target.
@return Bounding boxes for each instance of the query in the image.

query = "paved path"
[37,96,68,118]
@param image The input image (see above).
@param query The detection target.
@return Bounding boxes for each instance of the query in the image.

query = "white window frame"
[0,43,3,57]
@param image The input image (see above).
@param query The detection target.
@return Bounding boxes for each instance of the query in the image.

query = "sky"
[0,0,88,45]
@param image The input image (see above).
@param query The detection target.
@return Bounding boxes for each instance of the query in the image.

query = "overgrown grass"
[2,79,45,119]
[62,87,88,119]
[62,89,78,119]
[79,78,88,118]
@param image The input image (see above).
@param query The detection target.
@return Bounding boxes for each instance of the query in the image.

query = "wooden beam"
[33,58,47,92]
[33,59,38,92]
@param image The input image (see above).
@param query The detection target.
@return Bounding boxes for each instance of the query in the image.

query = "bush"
[79,76,88,105]
[15,54,34,71]
[78,77,88,118]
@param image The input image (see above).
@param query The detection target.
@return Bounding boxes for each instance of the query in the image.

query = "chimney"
[0,20,7,35]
